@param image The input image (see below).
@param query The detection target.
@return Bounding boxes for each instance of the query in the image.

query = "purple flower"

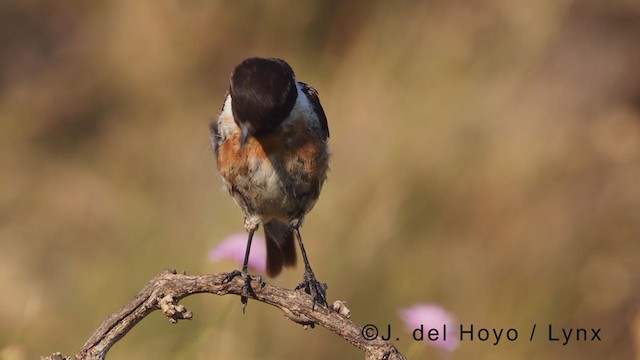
[399,304,458,352]
[208,232,266,273]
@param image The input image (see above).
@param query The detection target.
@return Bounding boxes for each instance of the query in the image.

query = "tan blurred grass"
[1,0,640,359]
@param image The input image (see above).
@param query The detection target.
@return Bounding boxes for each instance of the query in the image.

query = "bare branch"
[41,269,406,360]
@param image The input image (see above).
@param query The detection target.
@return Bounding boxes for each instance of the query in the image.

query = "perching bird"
[210,57,330,309]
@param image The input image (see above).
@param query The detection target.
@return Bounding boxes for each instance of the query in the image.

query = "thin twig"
[40,269,407,360]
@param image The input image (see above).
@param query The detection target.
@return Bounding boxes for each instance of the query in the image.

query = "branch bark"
[41,269,406,360]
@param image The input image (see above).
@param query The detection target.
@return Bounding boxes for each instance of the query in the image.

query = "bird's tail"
[264,220,297,277]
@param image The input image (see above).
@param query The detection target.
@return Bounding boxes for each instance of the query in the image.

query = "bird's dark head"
[229,57,298,146]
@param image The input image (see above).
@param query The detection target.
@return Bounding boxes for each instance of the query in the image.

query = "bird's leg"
[222,227,262,313]
[293,226,328,308]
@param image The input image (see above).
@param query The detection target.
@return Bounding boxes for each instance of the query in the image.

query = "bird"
[210,57,330,310]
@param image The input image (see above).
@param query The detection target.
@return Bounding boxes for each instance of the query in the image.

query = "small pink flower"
[208,233,266,273]
[399,304,458,352]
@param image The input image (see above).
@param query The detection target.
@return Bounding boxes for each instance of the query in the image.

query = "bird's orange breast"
[216,116,328,183]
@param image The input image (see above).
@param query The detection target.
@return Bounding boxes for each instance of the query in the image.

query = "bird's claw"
[296,271,328,309]
[223,270,243,283]
[223,270,263,313]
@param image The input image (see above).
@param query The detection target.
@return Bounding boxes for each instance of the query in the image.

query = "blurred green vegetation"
[1,0,640,359]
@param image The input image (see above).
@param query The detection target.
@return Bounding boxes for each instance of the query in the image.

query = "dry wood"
[41,269,407,360]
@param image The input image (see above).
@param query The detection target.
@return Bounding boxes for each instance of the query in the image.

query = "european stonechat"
[210,57,330,309]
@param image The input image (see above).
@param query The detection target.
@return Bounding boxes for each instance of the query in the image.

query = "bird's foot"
[223,270,263,313]
[295,271,328,309]
[222,269,243,283]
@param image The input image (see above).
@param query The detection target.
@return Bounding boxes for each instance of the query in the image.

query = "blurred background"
[1,0,640,359]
